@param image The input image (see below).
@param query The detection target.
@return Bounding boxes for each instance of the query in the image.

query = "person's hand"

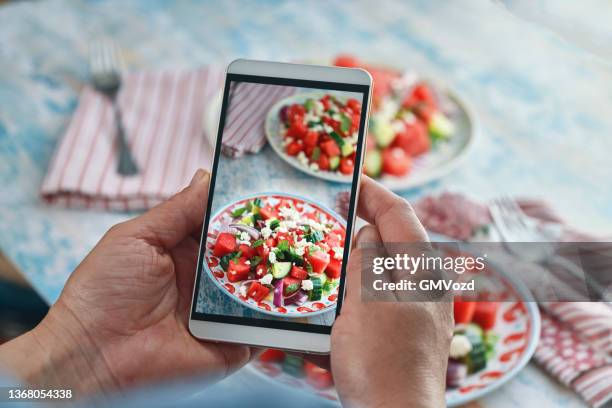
[330,177,453,407]
[0,169,252,395]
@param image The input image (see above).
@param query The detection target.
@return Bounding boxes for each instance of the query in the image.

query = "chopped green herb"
[287,248,304,265]
[269,219,280,230]
[231,207,247,218]
[307,120,321,128]
[253,198,263,208]
[306,264,313,273]
[272,248,285,261]
[277,239,290,252]
[311,146,321,161]
[250,256,262,267]
[330,131,345,148]
[220,251,240,270]
[340,113,352,133]
[252,239,264,248]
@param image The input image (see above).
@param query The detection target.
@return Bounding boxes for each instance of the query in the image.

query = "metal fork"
[89,40,139,176]
[490,196,609,301]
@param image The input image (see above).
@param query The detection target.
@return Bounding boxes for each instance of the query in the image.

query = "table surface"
[3,0,612,406]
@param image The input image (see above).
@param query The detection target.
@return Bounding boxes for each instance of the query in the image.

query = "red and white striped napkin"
[42,67,225,211]
[221,82,295,158]
[409,192,612,408]
[42,70,299,211]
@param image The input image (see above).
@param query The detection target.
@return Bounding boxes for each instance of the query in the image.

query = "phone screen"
[191,72,369,334]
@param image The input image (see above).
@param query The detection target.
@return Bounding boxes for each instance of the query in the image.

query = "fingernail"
[189,169,207,186]
[356,225,379,247]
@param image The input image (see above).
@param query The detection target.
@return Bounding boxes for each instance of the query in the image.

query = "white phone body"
[189,59,372,354]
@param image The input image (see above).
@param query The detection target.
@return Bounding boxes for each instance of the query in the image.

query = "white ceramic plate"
[265,92,355,183]
[203,72,477,191]
[247,234,540,406]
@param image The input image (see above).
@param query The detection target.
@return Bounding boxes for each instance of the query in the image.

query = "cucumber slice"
[309,277,323,301]
[461,324,487,374]
[272,262,292,279]
[309,273,327,286]
[238,215,254,226]
[340,142,354,157]
[364,149,382,177]
[304,98,315,112]
[329,156,340,170]
[463,342,487,373]
[429,112,454,141]
[371,118,395,148]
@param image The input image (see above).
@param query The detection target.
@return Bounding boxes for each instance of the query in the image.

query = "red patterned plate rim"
[246,243,541,406]
[204,192,347,318]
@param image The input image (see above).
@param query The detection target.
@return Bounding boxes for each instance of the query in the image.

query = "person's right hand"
[331,177,453,407]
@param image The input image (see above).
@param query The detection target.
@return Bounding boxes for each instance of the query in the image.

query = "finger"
[171,235,200,317]
[357,176,428,243]
[124,169,210,249]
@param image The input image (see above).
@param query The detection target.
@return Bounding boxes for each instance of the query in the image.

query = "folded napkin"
[42,67,225,211]
[412,192,612,408]
[221,82,295,158]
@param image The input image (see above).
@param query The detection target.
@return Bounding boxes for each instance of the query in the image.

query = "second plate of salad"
[265,92,362,183]
[203,193,346,318]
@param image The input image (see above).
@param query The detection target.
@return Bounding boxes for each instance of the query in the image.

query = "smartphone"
[189,59,372,353]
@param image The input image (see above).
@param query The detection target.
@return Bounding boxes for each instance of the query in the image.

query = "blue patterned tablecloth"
[3,1,611,406]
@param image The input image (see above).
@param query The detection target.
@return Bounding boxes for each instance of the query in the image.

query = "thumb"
[121,169,210,248]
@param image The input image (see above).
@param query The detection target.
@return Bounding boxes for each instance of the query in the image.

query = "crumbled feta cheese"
[282,137,294,147]
[259,274,273,285]
[331,113,341,121]
[278,220,297,233]
[399,110,416,123]
[293,238,309,256]
[391,120,406,134]
[261,227,272,239]
[305,218,329,232]
[239,285,248,297]
[449,334,472,359]
[332,246,344,260]
[296,151,309,166]
[279,206,300,221]
[237,231,251,245]
[301,279,314,291]
[323,124,334,134]
[304,112,318,122]
[309,162,319,171]
[245,260,251,265]
[268,251,277,264]
[314,101,324,115]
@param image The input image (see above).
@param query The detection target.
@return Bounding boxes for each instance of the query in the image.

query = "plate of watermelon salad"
[332,54,477,191]
[247,244,540,406]
[203,193,346,317]
[265,92,362,183]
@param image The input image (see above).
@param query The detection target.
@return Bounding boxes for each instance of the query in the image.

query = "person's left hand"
[0,169,252,394]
